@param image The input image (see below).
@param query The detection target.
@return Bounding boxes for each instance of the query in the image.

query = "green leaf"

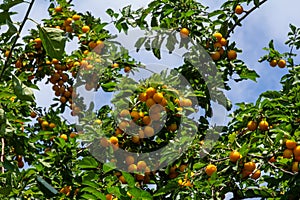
[81,193,99,199]
[103,162,116,174]
[12,74,35,102]
[80,187,106,199]
[0,0,24,11]
[154,181,177,196]
[128,187,153,200]
[38,26,66,60]
[193,162,206,170]
[107,186,122,198]
[36,176,58,195]
[101,82,117,92]
[82,180,99,188]
[135,37,147,51]
[268,40,274,49]
[239,68,260,82]
[78,157,99,169]
[122,172,135,187]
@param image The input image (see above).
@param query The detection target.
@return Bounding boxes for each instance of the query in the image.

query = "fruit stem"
[0,0,36,81]
[225,0,268,39]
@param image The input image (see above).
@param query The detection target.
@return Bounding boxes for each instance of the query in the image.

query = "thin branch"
[1,138,5,173]
[225,0,268,39]
[210,157,229,163]
[268,161,296,176]
[0,0,36,81]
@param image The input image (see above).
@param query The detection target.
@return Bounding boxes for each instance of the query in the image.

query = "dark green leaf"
[38,26,66,60]
[80,187,106,199]
[122,172,135,187]
[12,74,35,102]
[36,176,58,195]
[78,157,99,169]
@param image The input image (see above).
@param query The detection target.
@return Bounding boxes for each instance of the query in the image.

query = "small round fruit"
[120,109,130,117]
[146,98,156,108]
[283,149,293,159]
[286,140,297,150]
[70,132,77,138]
[128,164,138,172]
[60,134,68,141]
[130,110,140,121]
[34,38,42,48]
[94,119,102,125]
[109,136,118,145]
[49,122,56,129]
[142,116,151,125]
[131,135,140,144]
[138,92,148,102]
[82,25,90,33]
[168,123,178,132]
[220,38,227,46]
[269,59,277,67]
[235,5,244,15]
[55,6,62,12]
[229,151,241,162]
[205,164,217,176]
[41,121,49,128]
[241,169,251,178]
[72,14,81,21]
[146,87,156,98]
[137,161,147,171]
[112,63,119,68]
[293,146,300,157]
[259,120,269,131]
[144,126,155,137]
[211,51,220,61]
[118,175,127,184]
[247,120,257,131]
[30,111,37,118]
[18,160,24,168]
[213,32,222,41]
[250,169,261,180]
[124,66,131,73]
[244,161,256,172]
[106,194,113,200]
[227,50,237,60]
[180,28,190,38]
[125,156,135,165]
[292,161,299,172]
[153,92,164,103]
[278,59,286,68]
[100,137,110,147]
[179,164,188,172]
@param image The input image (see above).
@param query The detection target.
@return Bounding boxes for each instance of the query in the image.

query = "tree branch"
[0,0,36,81]
[268,161,296,176]
[225,0,268,39]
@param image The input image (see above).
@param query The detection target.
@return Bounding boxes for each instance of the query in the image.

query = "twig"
[0,0,36,81]
[268,161,296,176]
[210,157,229,163]
[1,138,4,173]
[225,0,268,39]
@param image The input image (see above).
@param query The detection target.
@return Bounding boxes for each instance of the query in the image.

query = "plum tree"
[0,0,299,199]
